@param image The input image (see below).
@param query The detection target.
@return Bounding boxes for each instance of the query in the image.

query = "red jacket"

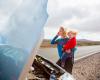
[63,37,76,51]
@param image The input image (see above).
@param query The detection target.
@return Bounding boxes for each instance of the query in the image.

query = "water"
[38,45,100,62]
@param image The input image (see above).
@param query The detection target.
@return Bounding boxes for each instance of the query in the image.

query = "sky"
[0,0,100,41]
[44,0,100,41]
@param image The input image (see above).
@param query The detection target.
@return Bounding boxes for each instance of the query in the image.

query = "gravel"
[73,53,100,80]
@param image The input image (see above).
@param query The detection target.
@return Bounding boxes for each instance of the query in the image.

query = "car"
[28,55,75,80]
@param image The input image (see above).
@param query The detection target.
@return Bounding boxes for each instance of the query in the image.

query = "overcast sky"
[0,0,100,41]
[44,0,100,41]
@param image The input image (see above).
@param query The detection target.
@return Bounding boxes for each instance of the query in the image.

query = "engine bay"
[27,55,65,80]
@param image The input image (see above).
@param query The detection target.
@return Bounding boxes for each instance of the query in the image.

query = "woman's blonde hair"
[67,28,78,35]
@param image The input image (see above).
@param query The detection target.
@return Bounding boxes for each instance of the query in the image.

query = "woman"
[51,27,69,66]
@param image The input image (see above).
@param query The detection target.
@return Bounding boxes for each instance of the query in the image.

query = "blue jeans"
[61,52,73,65]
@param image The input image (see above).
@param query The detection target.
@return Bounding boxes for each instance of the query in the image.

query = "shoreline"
[73,53,100,80]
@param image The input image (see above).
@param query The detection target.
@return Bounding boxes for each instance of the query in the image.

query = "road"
[38,45,100,62]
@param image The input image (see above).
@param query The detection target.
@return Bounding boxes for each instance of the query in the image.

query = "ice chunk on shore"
[0,0,48,79]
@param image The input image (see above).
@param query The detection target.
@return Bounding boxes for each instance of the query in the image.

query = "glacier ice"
[0,0,48,79]
[0,0,48,52]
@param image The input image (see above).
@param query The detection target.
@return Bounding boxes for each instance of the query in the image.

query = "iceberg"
[2,0,48,52]
[0,0,48,80]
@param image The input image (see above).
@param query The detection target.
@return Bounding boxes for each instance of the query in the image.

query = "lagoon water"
[38,45,100,62]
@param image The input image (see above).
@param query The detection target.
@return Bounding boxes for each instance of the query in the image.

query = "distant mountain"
[44,39,96,42]
[40,39,100,48]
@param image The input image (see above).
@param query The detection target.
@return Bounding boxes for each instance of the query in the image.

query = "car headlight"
[59,73,75,80]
